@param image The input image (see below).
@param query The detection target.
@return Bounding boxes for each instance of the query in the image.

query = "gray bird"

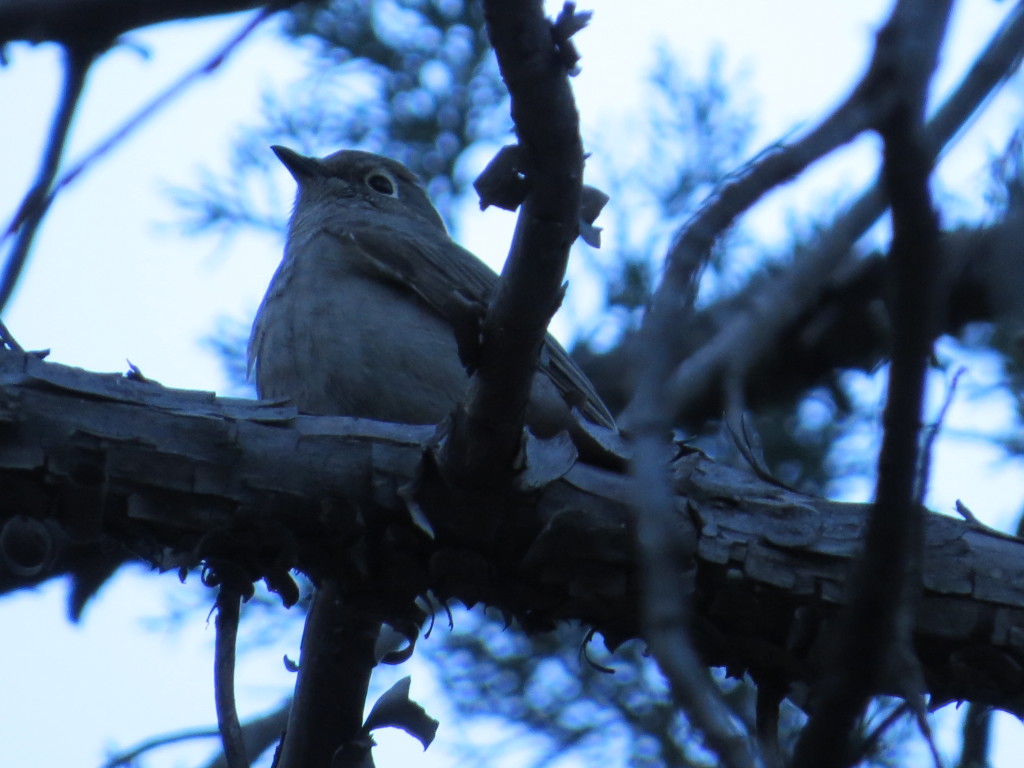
[249,146,615,443]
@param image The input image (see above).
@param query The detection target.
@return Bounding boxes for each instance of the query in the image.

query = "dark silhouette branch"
[956,703,993,768]
[98,702,289,768]
[440,0,588,482]
[6,351,1024,717]
[793,3,952,765]
[275,584,379,768]
[629,224,754,765]
[0,7,277,317]
[0,45,92,313]
[98,726,222,768]
[45,7,276,216]
[214,586,250,768]
[616,0,1024,431]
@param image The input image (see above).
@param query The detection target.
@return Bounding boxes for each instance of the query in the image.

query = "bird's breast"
[252,237,469,424]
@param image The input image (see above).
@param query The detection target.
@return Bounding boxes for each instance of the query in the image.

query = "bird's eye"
[366,171,398,197]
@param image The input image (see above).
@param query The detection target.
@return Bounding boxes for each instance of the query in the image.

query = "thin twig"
[47,7,276,202]
[620,26,893,435]
[214,587,250,768]
[97,725,222,768]
[0,0,283,48]
[0,7,277,315]
[917,366,966,502]
[858,701,911,760]
[0,45,92,313]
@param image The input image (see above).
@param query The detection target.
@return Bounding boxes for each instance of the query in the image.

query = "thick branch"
[4,352,1024,716]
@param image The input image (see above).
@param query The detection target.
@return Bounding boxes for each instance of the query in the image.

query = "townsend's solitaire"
[249,146,615,442]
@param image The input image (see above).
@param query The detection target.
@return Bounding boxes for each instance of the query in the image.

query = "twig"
[917,366,966,502]
[97,725,222,768]
[214,587,250,768]
[620,19,894,435]
[99,701,290,768]
[47,7,276,204]
[0,6,278,317]
[0,45,92,313]
[0,0,284,47]
[858,701,911,760]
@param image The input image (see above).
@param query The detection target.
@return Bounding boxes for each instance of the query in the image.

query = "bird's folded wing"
[331,223,616,430]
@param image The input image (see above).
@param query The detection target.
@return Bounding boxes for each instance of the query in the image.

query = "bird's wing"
[328,222,616,430]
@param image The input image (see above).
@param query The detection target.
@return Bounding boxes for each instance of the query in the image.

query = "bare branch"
[440,0,587,481]
[633,435,757,768]
[274,585,378,768]
[214,587,250,768]
[793,2,952,765]
[0,46,92,313]
[617,0,1024,428]
[629,226,755,766]
[0,7,277,316]
[98,726,222,768]
[7,351,1024,717]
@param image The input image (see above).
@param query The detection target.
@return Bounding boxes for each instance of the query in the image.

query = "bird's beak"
[271,145,324,182]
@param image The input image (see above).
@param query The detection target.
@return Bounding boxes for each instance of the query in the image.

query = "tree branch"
[793,2,953,764]
[0,45,92,313]
[0,7,278,315]
[617,0,1024,430]
[214,586,250,768]
[5,351,1024,717]
[274,584,379,768]
[440,0,587,481]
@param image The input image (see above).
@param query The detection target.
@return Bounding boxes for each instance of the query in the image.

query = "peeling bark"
[2,350,1024,715]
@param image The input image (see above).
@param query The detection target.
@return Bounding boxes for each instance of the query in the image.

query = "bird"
[248,145,616,446]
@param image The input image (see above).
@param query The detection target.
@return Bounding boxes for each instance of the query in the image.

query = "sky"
[2,1,1024,766]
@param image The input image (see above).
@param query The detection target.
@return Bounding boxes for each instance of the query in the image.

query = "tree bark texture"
[2,350,1023,716]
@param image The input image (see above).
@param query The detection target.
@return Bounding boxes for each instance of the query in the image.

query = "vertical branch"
[214,586,250,768]
[440,0,585,481]
[633,431,757,768]
[956,704,993,768]
[274,584,378,768]
[630,209,755,768]
[792,3,952,766]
